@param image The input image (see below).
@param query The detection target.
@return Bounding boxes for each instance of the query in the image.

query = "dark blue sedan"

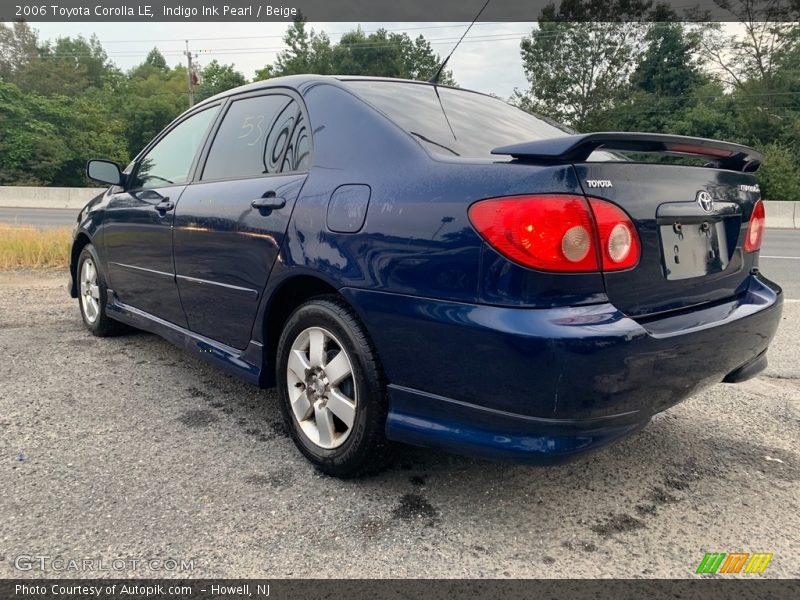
[72,75,782,477]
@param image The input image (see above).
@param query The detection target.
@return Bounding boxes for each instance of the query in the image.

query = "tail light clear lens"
[561,225,592,263]
[744,199,765,252]
[468,194,640,273]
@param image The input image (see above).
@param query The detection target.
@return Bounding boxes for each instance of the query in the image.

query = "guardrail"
[0,186,797,228]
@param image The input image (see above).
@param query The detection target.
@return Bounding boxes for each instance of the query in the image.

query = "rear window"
[344,80,574,159]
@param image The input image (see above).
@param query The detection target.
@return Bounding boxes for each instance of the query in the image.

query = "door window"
[202,94,309,181]
[131,105,220,190]
[282,111,311,173]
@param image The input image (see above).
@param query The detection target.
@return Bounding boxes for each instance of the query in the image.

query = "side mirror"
[86,159,124,186]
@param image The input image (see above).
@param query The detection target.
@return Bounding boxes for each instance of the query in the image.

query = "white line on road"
[761,255,800,259]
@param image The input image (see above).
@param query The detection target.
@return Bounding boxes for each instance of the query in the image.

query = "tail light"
[744,199,765,252]
[588,198,640,271]
[468,194,640,273]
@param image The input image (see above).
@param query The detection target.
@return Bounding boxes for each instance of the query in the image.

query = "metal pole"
[185,40,195,108]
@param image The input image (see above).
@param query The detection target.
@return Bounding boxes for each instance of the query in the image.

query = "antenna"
[428,0,491,84]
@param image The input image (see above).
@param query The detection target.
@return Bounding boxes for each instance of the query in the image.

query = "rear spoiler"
[492,132,762,172]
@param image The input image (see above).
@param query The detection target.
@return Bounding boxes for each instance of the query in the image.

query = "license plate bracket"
[660,220,729,280]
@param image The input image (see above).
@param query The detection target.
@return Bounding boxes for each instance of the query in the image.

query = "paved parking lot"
[1,269,798,578]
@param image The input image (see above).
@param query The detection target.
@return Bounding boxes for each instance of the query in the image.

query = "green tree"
[145,47,168,70]
[6,33,114,96]
[50,94,128,185]
[257,20,454,84]
[0,81,127,185]
[0,82,69,185]
[118,62,189,157]
[0,21,38,82]
[668,81,740,141]
[631,23,703,98]
[514,1,663,129]
[601,22,708,132]
[273,19,327,74]
[195,60,247,102]
[696,5,799,147]
[758,142,800,200]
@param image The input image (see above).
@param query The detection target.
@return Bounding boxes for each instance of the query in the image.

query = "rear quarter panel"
[272,82,606,309]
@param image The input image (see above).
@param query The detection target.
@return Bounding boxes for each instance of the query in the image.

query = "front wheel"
[276,296,393,478]
[76,244,125,337]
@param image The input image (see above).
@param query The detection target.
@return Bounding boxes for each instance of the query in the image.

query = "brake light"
[468,194,640,273]
[468,195,599,272]
[744,199,765,252]
[588,198,641,271]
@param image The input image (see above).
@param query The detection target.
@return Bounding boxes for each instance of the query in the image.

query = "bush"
[757,143,800,201]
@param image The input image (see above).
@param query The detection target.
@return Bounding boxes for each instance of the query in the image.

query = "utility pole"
[184,40,195,108]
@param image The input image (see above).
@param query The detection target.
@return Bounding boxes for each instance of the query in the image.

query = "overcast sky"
[32,22,537,99]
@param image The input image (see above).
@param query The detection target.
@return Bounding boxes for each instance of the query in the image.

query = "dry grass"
[0,224,72,269]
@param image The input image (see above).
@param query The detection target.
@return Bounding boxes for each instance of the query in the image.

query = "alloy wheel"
[286,326,358,450]
[80,257,101,324]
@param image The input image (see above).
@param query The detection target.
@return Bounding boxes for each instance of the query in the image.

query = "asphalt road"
[1,270,798,579]
[760,229,800,300]
[0,207,79,228]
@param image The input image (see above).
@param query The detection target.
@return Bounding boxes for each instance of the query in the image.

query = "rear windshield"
[344,80,574,159]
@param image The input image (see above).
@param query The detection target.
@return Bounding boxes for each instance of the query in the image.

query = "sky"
[32,21,537,99]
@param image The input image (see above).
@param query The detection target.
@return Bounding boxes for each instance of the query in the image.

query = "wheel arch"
[262,274,344,383]
[69,231,93,298]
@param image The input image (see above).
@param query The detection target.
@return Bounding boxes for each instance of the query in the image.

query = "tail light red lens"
[468,194,640,273]
[588,198,641,271]
[468,195,599,272]
[744,199,765,252]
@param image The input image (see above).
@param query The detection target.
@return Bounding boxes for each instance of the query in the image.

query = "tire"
[276,295,393,478]
[76,244,126,337]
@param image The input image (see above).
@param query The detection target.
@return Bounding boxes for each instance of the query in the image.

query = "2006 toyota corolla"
[71,75,783,477]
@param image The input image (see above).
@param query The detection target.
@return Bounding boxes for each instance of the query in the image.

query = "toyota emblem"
[696,190,714,213]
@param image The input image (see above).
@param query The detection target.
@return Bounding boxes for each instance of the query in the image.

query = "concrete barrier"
[0,186,104,210]
[0,186,797,228]
[764,200,797,229]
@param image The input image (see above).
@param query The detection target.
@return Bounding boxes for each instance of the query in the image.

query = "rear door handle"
[155,199,174,213]
[251,192,286,211]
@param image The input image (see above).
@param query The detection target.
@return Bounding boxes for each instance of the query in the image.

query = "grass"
[0,224,72,269]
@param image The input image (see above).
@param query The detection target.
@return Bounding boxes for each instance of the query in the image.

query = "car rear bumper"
[342,272,783,464]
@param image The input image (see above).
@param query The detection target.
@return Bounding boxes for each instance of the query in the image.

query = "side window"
[283,111,311,173]
[132,106,219,190]
[202,94,309,181]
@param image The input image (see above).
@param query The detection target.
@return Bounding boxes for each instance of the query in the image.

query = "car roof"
[195,74,484,107]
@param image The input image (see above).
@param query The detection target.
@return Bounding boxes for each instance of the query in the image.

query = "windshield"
[344,80,576,159]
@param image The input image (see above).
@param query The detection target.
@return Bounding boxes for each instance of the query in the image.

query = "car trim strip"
[176,274,259,298]
[109,262,174,279]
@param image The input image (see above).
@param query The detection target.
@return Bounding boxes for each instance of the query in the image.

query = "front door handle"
[155,199,174,213]
[251,192,286,211]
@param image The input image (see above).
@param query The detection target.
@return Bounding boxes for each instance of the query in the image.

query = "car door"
[173,90,311,349]
[103,104,221,327]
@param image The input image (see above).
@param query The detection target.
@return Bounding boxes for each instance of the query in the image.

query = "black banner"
[1,579,799,600]
[2,0,798,22]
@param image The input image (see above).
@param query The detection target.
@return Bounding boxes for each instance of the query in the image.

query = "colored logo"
[696,552,773,574]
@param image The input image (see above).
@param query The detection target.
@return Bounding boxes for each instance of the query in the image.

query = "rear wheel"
[77,244,125,337]
[276,296,393,478]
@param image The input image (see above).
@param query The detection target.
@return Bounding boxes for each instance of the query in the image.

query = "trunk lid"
[493,133,763,317]
[574,162,761,316]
